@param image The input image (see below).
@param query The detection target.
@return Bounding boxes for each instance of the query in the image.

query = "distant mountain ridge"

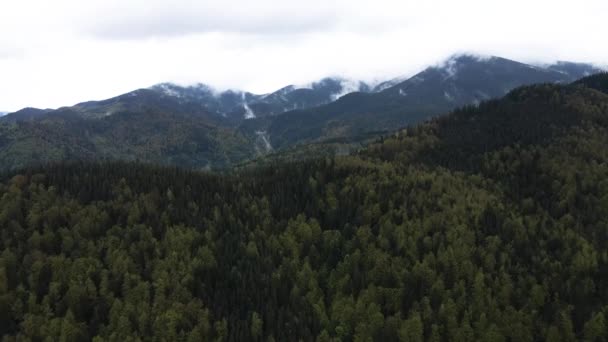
[2,55,603,124]
[543,61,603,78]
[0,54,604,171]
[148,77,375,120]
[259,55,605,149]
[0,108,52,123]
[2,76,374,124]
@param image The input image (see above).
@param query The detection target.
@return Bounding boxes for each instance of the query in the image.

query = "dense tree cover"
[1,77,608,341]
[0,107,255,172]
[574,73,608,94]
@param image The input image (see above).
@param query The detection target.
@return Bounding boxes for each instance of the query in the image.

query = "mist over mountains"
[0,54,604,171]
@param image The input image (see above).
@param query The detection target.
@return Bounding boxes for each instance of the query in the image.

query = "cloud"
[0,48,22,60]
[0,0,607,111]
[82,1,340,39]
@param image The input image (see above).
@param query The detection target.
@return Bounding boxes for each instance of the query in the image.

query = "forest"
[1,73,608,341]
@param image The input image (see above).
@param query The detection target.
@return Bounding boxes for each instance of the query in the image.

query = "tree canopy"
[1,76,608,341]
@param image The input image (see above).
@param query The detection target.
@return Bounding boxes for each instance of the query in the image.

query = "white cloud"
[81,1,340,39]
[0,0,607,111]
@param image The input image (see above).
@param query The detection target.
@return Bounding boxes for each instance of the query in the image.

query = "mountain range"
[148,77,374,121]
[260,56,603,149]
[0,54,604,170]
[2,72,608,341]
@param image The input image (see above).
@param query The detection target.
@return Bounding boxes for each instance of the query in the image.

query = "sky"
[0,0,607,112]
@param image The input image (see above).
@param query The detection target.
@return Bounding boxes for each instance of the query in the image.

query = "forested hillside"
[0,57,602,172]
[1,74,608,341]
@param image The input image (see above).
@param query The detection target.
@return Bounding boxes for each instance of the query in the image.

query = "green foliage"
[3,61,602,172]
[574,72,608,95]
[1,76,608,340]
[0,108,256,172]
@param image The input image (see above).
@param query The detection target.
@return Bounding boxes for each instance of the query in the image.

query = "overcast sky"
[1,0,607,112]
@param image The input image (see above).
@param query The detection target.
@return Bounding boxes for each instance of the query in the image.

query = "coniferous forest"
[1,74,608,341]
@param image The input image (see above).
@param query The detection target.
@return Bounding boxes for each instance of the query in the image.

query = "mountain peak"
[441,53,501,65]
[544,61,605,79]
[150,82,219,98]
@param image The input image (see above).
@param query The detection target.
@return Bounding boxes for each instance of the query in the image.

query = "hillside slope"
[0,105,253,170]
[2,77,372,124]
[0,57,603,171]
[261,55,604,148]
[1,75,608,340]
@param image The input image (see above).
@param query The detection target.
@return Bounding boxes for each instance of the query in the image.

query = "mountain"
[2,74,608,341]
[545,61,604,79]
[0,55,603,171]
[248,77,372,117]
[0,104,254,170]
[1,107,52,123]
[147,83,258,120]
[149,77,373,120]
[370,75,410,92]
[1,77,372,124]
[259,55,605,149]
[0,76,375,170]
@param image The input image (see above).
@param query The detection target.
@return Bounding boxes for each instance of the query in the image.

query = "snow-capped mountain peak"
[330,78,370,100]
[155,83,184,98]
[150,82,218,99]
